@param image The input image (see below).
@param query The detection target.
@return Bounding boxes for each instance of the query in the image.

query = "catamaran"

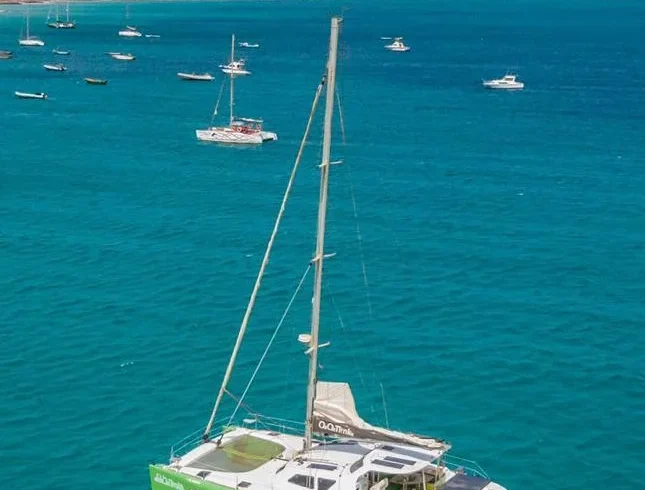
[18,6,45,47]
[154,16,507,490]
[47,2,75,29]
[196,34,276,144]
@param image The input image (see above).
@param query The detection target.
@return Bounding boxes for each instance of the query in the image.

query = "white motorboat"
[239,41,260,48]
[43,63,66,71]
[119,26,142,37]
[52,48,70,55]
[108,52,135,61]
[177,72,214,81]
[18,6,44,47]
[197,34,276,145]
[482,73,524,90]
[15,91,47,99]
[220,59,251,76]
[385,37,410,52]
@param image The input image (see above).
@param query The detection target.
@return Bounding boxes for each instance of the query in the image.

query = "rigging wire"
[203,74,328,441]
[211,78,227,124]
[224,264,312,430]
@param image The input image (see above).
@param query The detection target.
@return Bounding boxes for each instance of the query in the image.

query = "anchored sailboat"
[19,6,44,47]
[118,3,142,37]
[47,2,75,29]
[196,34,276,144]
[152,16,507,490]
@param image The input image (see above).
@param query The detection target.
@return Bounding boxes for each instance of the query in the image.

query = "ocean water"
[1,1,645,489]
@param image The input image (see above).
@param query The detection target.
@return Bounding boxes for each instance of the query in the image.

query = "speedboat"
[239,41,259,48]
[52,48,70,55]
[482,73,524,90]
[385,37,410,52]
[118,25,142,37]
[108,52,135,61]
[84,78,108,85]
[177,72,214,81]
[15,91,47,99]
[220,60,251,76]
[0,50,12,59]
[43,63,65,71]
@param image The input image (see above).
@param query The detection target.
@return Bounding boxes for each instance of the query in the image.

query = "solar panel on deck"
[372,459,404,469]
[384,456,416,466]
[308,463,338,471]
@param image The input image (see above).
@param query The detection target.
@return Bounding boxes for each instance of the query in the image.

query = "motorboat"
[108,52,135,61]
[220,60,250,76]
[145,34,161,38]
[177,72,214,81]
[43,63,66,71]
[0,50,12,59]
[238,41,259,48]
[482,73,524,90]
[385,37,410,52]
[15,91,47,99]
[52,48,70,55]
[84,78,108,85]
[118,26,142,37]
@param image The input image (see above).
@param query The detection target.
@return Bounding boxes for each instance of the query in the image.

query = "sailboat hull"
[196,127,277,144]
[19,39,45,47]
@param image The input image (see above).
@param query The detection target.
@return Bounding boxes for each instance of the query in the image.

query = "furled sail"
[313,382,450,451]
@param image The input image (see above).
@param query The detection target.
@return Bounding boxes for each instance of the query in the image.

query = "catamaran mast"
[304,16,341,451]
[229,34,235,126]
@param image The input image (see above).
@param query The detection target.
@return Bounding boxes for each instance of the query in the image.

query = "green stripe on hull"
[149,465,234,490]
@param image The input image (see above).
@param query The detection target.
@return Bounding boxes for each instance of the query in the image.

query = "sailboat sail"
[313,382,449,450]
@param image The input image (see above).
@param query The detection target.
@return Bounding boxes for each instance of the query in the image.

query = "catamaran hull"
[19,39,45,47]
[150,465,228,490]
[196,128,277,144]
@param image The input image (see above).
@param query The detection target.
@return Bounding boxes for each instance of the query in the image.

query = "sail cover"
[313,381,450,451]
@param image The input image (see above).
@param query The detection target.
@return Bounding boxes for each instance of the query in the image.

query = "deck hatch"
[308,463,338,471]
[372,459,405,469]
[383,456,416,466]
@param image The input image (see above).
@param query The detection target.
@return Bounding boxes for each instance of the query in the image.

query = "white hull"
[482,81,524,90]
[53,49,70,55]
[221,67,251,76]
[109,52,135,61]
[196,127,277,144]
[19,38,45,47]
[48,21,75,29]
[43,63,65,71]
[119,29,142,37]
[15,91,47,99]
[177,72,214,81]
[386,46,410,52]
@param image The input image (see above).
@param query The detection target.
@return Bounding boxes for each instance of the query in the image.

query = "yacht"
[47,2,75,29]
[482,74,524,90]
[43,63,66,71]
[153,17,508,490]
[384,37,410,52]
[177,72,214,81]
[108,52,135,61]
[220,59,251,76]
[119,26,142,37]
[197,34,275,144]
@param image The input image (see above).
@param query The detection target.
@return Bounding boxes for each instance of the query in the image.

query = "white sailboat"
[153,16,507,490]
[118,4,142,37]
[47,2,75,29]
[197,34,276,144]
[19,6,45,47]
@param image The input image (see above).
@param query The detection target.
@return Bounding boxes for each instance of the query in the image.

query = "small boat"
[177,72,214,81]
[84,78,108,85]
[108,52,135,61]
[482,73,524,90]
[52,48,70,55]
[385,37,410,52]
[380,36,392,40]
[0,50,12,59]
[118,25,142,37]
[44,63,66,71]
[15,91,47,99]
[145,34,161,38]
[238,41,259,48]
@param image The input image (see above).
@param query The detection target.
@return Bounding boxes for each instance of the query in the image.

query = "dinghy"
[15,91,47,99]
[44,63,66,71]
[0,50,12,59]
[52,48,70,55]
[108,52,135,61]
[84,78,108,85]
[177,72,214,81]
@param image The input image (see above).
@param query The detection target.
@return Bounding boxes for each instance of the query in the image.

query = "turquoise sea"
[1,1,645,489]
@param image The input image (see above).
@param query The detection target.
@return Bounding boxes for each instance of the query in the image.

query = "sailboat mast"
[229,34,235,126]
[26,6,30,38]
[304,16,341,451]
[66,2,70,23]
